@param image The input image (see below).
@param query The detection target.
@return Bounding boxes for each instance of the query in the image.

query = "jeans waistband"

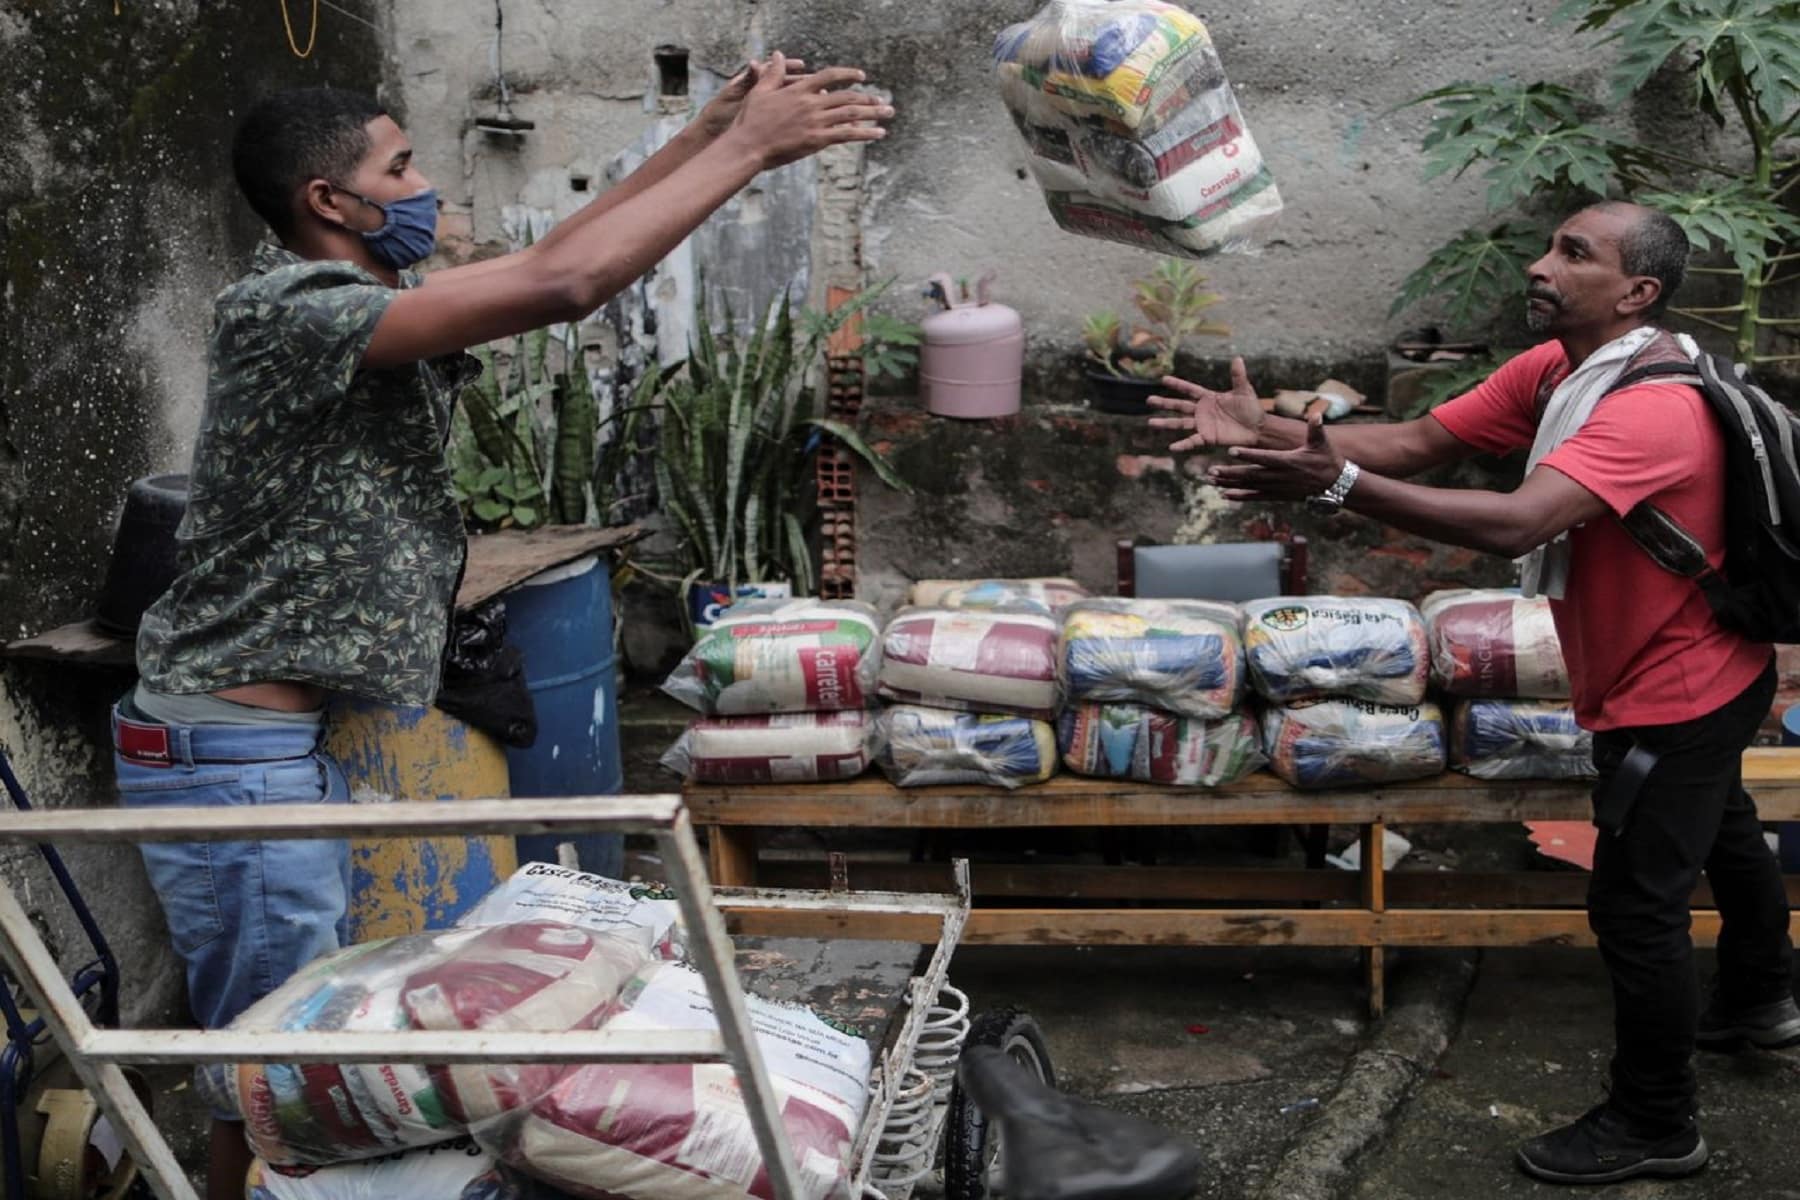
[111,707,324,769]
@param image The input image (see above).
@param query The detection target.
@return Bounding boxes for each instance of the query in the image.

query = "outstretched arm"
[362,54,890,369]
[1209,416,1608,559]
[1148,357,1478,479]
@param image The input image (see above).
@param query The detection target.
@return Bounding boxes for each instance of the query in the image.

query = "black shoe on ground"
[1696,992,1800,1051]
[1516,1104,1708,1185]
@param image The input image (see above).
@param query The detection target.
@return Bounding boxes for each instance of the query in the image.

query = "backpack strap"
[1618,502,1739,615]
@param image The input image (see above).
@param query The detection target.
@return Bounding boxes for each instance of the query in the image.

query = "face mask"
[332,184,438,270]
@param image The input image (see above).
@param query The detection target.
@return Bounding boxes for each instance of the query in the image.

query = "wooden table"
[688,749,1800,1016]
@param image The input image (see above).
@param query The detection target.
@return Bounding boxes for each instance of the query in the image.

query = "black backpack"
[1609,353,1800,644]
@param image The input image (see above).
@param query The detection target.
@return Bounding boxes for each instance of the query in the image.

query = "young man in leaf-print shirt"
[116,69,890,1197]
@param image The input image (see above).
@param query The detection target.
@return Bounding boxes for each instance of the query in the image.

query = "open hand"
[696,57,807,141]
[1207,415,1345,501]
[726,52,892,170]
[1147,357,1265,452]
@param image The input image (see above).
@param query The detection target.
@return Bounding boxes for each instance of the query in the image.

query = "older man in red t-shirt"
[1151,202,1793,1185]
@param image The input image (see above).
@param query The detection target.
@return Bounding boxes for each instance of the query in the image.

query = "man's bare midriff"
[213,682,328,712]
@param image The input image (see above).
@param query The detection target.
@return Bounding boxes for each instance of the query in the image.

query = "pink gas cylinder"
[919,270,1024,419]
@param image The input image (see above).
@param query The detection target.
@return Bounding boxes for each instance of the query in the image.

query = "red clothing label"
[1431,340,1770,730]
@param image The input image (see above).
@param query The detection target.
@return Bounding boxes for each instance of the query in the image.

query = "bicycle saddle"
[957,1045,1202,1200]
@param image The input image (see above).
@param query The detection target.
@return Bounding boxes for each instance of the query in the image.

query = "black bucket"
[95,474,189,636]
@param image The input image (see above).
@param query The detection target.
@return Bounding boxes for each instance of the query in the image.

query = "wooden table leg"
[1362,821,1387,1020]
[707,826,759,887]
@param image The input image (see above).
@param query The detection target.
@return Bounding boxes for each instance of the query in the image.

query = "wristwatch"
[1305,460,1361,516]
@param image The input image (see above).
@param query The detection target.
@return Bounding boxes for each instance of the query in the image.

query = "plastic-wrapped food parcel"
[878,607,1061,719]
[661,600,881,716]
[1060,704,1263,786]
[876,704,1059,788]
[1421,588,1571,699]
[1452,699,1595,781]
[995,0,1282,257]
[661,711,878,784]
[1061,597,1243,718]
[1243,597,1430,706]
[1264,699,1447,789]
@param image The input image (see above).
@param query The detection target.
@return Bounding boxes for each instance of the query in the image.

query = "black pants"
[1587,657,1792,1132]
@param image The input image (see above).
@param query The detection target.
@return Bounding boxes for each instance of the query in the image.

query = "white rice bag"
[878,608,1062,719]
[660,711,877,784]
[457,863,682,959]
[662,600,881,716]
[246,1138,496,1200]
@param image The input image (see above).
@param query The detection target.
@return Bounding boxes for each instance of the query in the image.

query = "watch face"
[1305,495,1338,516]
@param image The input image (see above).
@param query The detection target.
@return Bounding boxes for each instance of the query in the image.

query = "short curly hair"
[232,88,388,239]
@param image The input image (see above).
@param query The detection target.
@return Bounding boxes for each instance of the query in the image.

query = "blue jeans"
[112,709,351,1032]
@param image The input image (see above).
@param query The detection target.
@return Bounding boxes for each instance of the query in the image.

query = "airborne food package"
[1060,597,1244,717]
[1263,699,1447,789]
[995,0,1282,256]
[1451,699,1595,781]
[878,607,1062,719]
[1058,703,1263,786]
[876,704,1059,788]
[662,600,881,716]
[661,710,878,784]
[1420,588,1571,699]
[1242,597,1430,706]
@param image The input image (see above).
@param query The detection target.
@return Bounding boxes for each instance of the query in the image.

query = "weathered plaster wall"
[0,0,390,1022]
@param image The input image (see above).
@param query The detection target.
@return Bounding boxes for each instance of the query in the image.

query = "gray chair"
[1113,536,1327,870]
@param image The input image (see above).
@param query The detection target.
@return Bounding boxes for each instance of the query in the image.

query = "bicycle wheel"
[943,1007,1055,1200]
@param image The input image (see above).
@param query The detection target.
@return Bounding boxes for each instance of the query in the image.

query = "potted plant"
[645,281,916,631]
[1083,258,1231,415]
[1388,0,1800,415]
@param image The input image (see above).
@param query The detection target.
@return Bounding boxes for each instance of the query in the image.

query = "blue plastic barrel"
[1779,707,1800,873]
[502,553,625,876]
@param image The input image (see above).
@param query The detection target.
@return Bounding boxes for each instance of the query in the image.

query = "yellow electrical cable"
[279,0,319,59]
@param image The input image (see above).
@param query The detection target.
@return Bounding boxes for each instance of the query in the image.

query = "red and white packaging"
[660,711,878,784]
[491,962,872,1200]
[1421,589,1571,699]
[877,607,1062,719]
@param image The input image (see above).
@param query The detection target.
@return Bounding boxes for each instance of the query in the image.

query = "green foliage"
[1084,259,1230,379]
[1395,0,1800,371]
[644,279,915,594]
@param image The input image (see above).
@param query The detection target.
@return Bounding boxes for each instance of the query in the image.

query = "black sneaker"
[1515,1104,1708,1185]
[1696,992,1800,1051]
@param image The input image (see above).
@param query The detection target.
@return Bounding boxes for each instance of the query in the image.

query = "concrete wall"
[0,1,390,1023]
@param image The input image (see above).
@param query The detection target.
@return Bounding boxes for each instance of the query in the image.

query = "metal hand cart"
[0,792,1050,1200]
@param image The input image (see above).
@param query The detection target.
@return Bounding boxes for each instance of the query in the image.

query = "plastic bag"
[1451,699,1595,781]
[1058,703,1262,786]
[488,961,872,1200]
[1263,699,1446,789]
[456,865,682,960]
[1061,598,1243,717]
[878,608,1061,719]
[875,704,1059,788]
[662,600,881,716]
[202,923,649,1166]
[995,0,1281,255]
[660,711,877,784]
[246,1138,496,1200]
[1421,589,1571,699]
[910,577,1091,615]
[1243,597,1430,706]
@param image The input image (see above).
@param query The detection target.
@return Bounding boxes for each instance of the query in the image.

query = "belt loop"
[176,727,196,772]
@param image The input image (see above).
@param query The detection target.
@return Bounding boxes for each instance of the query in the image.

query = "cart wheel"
[944,1008,1054,1200]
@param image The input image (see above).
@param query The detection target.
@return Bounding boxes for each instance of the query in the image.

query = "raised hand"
[695,57,808,142]
[1147,356,1265,452]
[725,52,892,171]
[1207,415,1345,501]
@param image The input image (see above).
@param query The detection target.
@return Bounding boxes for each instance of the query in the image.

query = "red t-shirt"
[1431,340,1770,731]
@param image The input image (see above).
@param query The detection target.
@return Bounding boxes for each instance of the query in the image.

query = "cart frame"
[0,795,971,1200]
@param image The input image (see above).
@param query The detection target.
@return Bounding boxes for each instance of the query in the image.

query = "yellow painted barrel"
[325,701,518,943]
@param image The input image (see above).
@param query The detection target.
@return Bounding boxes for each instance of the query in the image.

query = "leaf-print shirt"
[137,243,475,707]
